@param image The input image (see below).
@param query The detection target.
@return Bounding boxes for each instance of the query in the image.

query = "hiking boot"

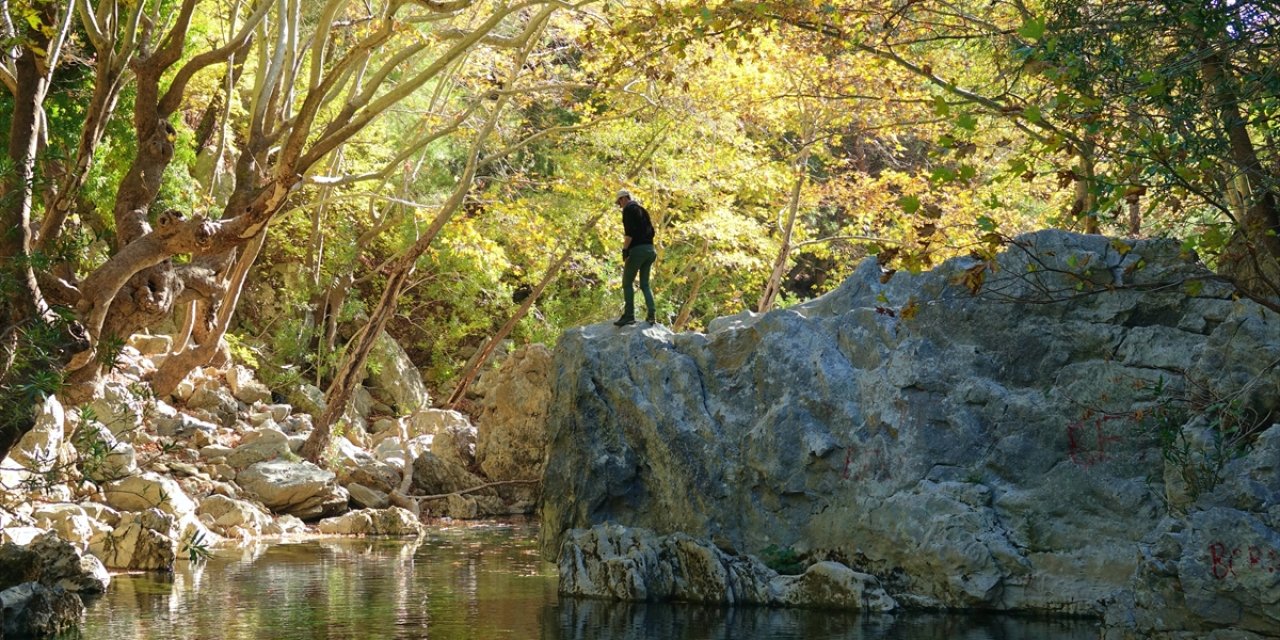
[645,315,656,325]
[614,316,635,327]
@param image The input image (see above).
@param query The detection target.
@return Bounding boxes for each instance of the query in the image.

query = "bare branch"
[297,1,549,171]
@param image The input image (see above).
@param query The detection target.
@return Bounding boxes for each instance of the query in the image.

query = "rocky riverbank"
[0,336,552,636]
[541,231,1280,639]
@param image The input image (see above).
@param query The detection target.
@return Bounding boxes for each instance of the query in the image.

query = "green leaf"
[1023,105,1042,123]
[976,215,997,232]
[898,195,921,214]
[931,167,957,183]
[1018,17,1046,41]
[933,96,950,116]
[956,113,978,131]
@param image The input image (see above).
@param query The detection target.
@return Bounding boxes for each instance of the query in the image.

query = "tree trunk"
[758,150,810,313]
[301,267,412,462]
[301,102,506,463]
[1073,145,1099,234]
[151,232,265,397]
[0,3,60,460]
[673,268,707,332]
[1200,50,1280,297]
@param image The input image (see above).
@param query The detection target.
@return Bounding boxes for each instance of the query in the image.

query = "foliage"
[1,0,1274,432]
[760,543,807,575]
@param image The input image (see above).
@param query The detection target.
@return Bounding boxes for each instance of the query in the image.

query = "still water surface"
[75,524,1101,639]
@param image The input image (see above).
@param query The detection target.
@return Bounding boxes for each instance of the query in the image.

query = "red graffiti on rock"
[1208,541,1280,580]
[1067,415,1123,467]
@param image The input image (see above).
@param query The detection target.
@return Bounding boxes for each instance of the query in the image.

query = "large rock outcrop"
[560,524,896,611]
[541,231,1280,637]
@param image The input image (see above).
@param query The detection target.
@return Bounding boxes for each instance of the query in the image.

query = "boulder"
[347,483,391,509]
[76,422,137,483]
[0,583,83,638]
[90,509,178,571]
[225,427,290,469]
[0,531,110,594]
[419,493,507,519]
[346,386,376,434]
[226,365,273,405]
[196,495,277,538]
[127,333,172,356]
[237,460,349,520]
[88,381,146,437]
[78,504,120,528]
[373,435,432,473]
[333,438,400,494]
[558,524,895,611]
[370,417,400,435]
[410,451,486,496]
[316,507,424,536]
[367,331,429,414]
[284,383,326,417]
[104,472,197,519]
[153,411,219,439]
[186,383,239,426]
[11,396,65,472]
[30,505,112,551]
[1104,424,1280,639]
[475,344,553,482]
[541,230,1280,632]
[411,409,477,469]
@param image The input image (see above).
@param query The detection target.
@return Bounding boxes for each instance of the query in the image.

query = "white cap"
[616,189,631,200]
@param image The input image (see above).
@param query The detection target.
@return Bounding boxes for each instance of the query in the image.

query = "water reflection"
[548,599,1101,640]
[74,525,1100,640]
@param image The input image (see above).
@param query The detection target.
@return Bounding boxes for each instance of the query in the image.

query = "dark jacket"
[622,201,655,247]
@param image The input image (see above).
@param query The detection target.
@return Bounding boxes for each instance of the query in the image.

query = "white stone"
[316,508,423,537]
[237,460,349,520]
[226,365,273,405]
[103,472,197,519]
[11,396,65,472]
[88,381,146,437]
[346,483,390,509]
[226,427,290,469]
[196,495,275,538]
[126,333,172,356]
[89,509,178,571]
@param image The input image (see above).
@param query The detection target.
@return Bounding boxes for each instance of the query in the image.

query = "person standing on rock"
[614,189,657,327]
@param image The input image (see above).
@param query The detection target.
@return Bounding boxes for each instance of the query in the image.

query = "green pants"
[622,244,657,321]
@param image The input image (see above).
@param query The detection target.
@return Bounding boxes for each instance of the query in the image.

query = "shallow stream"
[71,524,1102,639]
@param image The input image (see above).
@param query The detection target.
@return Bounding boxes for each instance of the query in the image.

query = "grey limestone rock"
[88,509,179,571]
[316,507,424,536]
[541,230,1280,634]
[237,460,349,520]
[558,524,895,611]
[367,331,429,414]
[475,344,553,485]
[0,582,83,638]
